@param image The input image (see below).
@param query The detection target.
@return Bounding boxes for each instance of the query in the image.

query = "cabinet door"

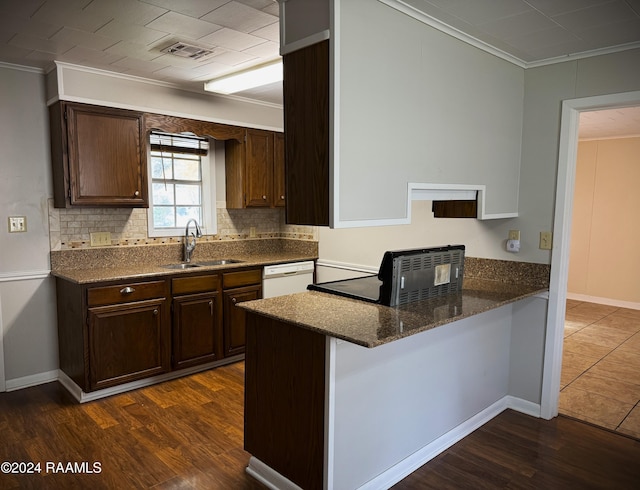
[223,284,262,356]
[245,129,274,207]
[88,298,169,391]
[273,132,286,208]
[65,103,147,207]
[173,292,221,369]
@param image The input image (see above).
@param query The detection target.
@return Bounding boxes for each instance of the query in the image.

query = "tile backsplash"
[48,199,316,251]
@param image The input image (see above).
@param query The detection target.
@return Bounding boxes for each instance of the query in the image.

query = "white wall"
[319,47,640,269]
[0,65,58,389]
[335,0,524,223]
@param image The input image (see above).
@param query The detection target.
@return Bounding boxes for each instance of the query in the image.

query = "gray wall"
[0,65,58,387]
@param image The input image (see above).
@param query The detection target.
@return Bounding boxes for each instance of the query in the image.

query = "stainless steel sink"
[162,263,202,270]
[196,259,244,266]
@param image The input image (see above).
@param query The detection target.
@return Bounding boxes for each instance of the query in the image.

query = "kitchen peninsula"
[240,266,549,490]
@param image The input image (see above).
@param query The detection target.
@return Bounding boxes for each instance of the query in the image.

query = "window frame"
[147,132,216,238]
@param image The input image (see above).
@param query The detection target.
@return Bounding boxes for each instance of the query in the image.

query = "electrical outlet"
[249,226,256,238]
[8,216,27,233]
[90,231,112,247]
[508,230,520,241]
[539,231,552,250]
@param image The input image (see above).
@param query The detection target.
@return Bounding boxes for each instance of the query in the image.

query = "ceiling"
[0,0,638,137]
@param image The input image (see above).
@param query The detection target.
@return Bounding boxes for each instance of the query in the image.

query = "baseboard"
[566,293,640,311]
[246,457,303,490]
[5,369,59,391]
[246,396,541,490]
[59,355,245,402]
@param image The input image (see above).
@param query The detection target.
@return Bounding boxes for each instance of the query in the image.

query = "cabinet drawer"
[172,274,220,295]
[87,280,167,307]
[223,269,262,289]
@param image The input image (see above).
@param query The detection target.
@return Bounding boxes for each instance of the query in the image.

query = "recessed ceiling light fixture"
[204,59,282,94]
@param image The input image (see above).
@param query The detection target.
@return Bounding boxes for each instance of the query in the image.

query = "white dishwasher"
[262,261,315,298]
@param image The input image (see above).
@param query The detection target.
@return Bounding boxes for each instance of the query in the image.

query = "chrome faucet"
[183,219,202,262]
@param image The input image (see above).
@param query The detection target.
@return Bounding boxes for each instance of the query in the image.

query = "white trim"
[280,31,331,56]
[0,270,51,283]
[541,90,640,421]
[5,369,59,392]
[566,293,640,311]
[58,355,244,402]
[247,395,540,490]
[331,182,518,229]
[0,61,46,74]
[246,457,303,490]
[329,0,339,229]
[378,0,640,70]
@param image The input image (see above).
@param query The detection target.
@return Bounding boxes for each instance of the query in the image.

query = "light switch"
[8,216,27,233]
[539,231,552,250]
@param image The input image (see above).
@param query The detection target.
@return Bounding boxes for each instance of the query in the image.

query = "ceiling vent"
[161,42,216,61]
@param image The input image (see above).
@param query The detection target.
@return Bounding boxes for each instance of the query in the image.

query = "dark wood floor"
[1,362,639,489]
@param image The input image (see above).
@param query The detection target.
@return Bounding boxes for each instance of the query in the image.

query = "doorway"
[540,90,640,422]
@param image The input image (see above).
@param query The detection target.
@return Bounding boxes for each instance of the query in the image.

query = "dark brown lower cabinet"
[223,285,261,356]
[222,268,263,357]
[88,298,170,391]
[172,292,221,369]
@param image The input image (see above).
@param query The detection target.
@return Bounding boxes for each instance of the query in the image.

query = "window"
[147,132,216,237]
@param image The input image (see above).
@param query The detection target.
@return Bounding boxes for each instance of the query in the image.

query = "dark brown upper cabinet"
[225,129,285,209]
[50,101,148,208]
[283,40,330,226]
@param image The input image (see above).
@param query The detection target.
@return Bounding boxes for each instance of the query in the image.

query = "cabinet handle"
[280,195,285,200]
[153,309,158,315]
[134,190,140,196]
[262,195,267,200]
[209,300,213,316]
[231,297,237,304]
[120,286,135,294]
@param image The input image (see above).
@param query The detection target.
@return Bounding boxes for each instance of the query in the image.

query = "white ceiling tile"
[189,60,235,79]
[61,45,125,65]
[0,0,48,19]
[84,0,168,26]
[50,27,118,52]
[146,11,222,39]
[552,1,638,33]
[209,49,257,66]
[250,21,279,42]
[478,10,558,40]
[261,2,280,16]
[199,27,264,51]
[525,0,613,17]
[507,25,580,49]
[201,1,278,33]
[104,40,165,61]
[141,0,229,19]
[97,20,169,45]
[111,55,170,72]
[31,0,112,32]
[576,18,640,49]
[243,40,279,58]
[9,33,75,55]
[236,0,276,10]
[0,15,60,40]
[425,0,532,25]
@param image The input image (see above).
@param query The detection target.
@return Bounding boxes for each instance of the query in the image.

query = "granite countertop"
[238,278,549,348]
[51,252,316,284]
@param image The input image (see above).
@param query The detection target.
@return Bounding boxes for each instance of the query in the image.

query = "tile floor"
[560,300,640,439]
